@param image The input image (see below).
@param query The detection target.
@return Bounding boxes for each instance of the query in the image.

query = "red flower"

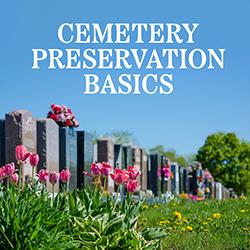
[60,169,71,183]
[29,153,39,167]
[90,163,103,176]
[126,180,139,193]
[48,104,79,128]
[101,162,112,177]
[66,119,72,127]
[15,145,30,162]
[49,172,59,185]
[38,169,49,183]
[4,163,16,176]
[110,168,129,185]
[11,173,19,184]
[0,167,6,180]
[127,166,141,180]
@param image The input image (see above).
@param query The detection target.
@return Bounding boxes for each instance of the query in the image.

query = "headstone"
[93,143,98,163]
[148,154,160,195]
[5,110,37,182]
[122,145,133,169]
[160,155,170,194]
[114,144,123,169]
[0,119,5,166]
[140,148,148,191]
[77,131,93,189]
[98,138,114,192]
[215,182,222,200]
[179,166,184,194]
[182,168,189,194]
[211,181,216,199]
[191,169,199,196]
[171,162,180,195]
[37,119,59,192]
[59,127,77,191]
[188,174,193,195]
[132,147,141,185]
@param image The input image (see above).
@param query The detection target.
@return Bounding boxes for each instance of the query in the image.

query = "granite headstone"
[77,131,93,189]
[37,119,59,192]
[97,138,114,192]
[59,127,77,191]
[5,110,37,182]
[0,119,5,166]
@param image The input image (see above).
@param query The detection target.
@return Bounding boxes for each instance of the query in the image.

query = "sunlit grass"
[139,197,250,249]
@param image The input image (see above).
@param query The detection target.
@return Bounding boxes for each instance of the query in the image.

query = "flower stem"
[6,178,9,189]
[32,167,35,186]
[18,162,23,191]
[103,176,107,192]
[52,184,55,201]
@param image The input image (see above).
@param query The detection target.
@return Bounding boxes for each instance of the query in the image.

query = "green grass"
[139,197,250,250]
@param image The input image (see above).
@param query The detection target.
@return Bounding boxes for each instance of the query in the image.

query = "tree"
[103,130,138,145]
[196,132,250,195]
[149,145,188,167]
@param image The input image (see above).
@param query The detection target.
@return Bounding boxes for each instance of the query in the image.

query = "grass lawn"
[139,197,250,250]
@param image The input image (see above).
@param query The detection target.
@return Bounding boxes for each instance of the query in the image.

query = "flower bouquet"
[47,104,79,128]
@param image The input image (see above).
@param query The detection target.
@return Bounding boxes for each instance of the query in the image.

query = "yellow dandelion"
[212,213,221,219]
[240,209,248,213]
[142,205,149,209]
[186,226,193,232]
[239,196,247,200]
[153,204,159,209]
[174,211,182,220]
[159,219,170,225]
[207,217,213,221]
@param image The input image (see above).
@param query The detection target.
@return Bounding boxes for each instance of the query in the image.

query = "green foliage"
[196,132,250,195]
[0,185,165,249]
[104,130,138,145]
[140,198,250,250]
[149,145,188,167]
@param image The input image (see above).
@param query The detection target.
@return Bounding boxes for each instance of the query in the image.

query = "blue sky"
[1,0,250,156]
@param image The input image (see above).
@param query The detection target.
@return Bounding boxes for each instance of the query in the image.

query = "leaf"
[141,228,167,241]
[103,215,125,236]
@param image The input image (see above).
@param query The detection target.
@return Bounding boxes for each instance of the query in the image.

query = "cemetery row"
[0,109,232,200]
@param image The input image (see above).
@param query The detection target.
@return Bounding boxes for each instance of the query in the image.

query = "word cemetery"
[32,23,225,95]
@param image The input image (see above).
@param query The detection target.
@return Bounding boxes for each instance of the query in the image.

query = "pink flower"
[15,145,30,162]
[48,104,79,128]
[10,173,18,184]
[38,169,49,183]
[101,162,112,177]
[4,163,15,176]
[157,167,161,178]
[126,180,139,193]
[29,153,39,167]
[49,172,59,185]
[91,163,102,176]
[60,169,71,183]
[191,195,198,201]
[82,171,92,178]
[74,120,79,127]
[110,168,129,185]
[163,167,170,178]
[128,166,141,180]
[0,167,6,180]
